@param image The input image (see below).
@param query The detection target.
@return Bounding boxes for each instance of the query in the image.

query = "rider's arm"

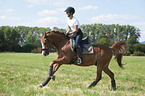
[66,25,71,33]
[70,25,78,34]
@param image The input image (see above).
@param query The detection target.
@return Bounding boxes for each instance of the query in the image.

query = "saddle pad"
[70,39,94,54]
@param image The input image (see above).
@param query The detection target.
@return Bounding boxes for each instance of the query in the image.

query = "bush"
[132,51,145,56]
[124,51,130,56]
[21,44,35,52]
[31,49,38,53]
[31,47,41,53]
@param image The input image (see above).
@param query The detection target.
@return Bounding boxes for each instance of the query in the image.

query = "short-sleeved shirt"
[67,16,80,31]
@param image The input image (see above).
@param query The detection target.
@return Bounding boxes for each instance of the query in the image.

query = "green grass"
[0,53,145,96]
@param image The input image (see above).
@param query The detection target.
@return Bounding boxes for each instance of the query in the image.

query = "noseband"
[41,34,63,52]
[41,34,53,51]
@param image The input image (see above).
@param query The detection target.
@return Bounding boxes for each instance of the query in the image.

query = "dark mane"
[45,30,70,40]
[46,30,65,35]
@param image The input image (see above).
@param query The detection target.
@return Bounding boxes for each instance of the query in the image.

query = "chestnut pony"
[38,31,126,90]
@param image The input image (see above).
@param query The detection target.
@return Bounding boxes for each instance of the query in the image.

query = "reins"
[42,33,66,51]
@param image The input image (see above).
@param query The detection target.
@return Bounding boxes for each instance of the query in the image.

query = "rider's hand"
[65,32,70,36]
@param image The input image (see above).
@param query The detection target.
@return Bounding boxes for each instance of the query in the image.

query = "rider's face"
[66,12,71,17]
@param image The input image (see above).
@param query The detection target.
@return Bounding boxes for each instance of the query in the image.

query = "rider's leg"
[70,38,78,64]
[76,45,83,64]
[75,33,83,64]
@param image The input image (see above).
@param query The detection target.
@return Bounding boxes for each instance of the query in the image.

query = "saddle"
[70,36,94,54]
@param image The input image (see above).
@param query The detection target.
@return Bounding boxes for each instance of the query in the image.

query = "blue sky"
[0,0,145,42]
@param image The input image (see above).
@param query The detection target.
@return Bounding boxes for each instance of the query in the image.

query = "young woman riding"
[64,7,83,64]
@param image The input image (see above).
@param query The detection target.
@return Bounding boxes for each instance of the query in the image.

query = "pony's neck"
[50,32,69,52]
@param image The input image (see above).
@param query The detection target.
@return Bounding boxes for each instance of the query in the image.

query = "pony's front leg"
[38,57,66,88]
[38,63,61,88]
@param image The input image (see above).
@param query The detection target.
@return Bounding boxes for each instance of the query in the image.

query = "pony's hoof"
[111,87,116,91]
[111,80,116,91]
[88,85,92,89]
[38,84,43,88]
[88,81,97,89]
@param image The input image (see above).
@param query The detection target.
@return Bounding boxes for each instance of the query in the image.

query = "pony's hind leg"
[103,66,116,90]
[88,66,103,89]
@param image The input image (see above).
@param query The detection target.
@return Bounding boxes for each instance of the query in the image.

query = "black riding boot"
[71,53,78,64]
[76,45,83,64]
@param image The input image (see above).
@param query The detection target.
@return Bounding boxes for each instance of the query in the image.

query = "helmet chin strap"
[68,13,73,17]
[68,15,70,17]
[68,14,71,17]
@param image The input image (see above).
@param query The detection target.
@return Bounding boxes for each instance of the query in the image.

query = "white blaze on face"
[41,42,45,55]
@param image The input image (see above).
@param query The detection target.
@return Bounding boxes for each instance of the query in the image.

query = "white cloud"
[26,0,48,4]
[142,31,145,34]
[9,17,22,20]
[26,4,35,8]
[131,22,145,38]
[57,8,65,12]
[6,9,14,12]
[0,9,14,12]
[90,14,139,24]
[26,0,67,6]
[79,5,98,10]
[38,8,66,17]
[38,10,57,16]
[0,15,6,19]
[37,17,59,24]
[131,22,145,28]
[0,15,21,20]
[48,1,67,6]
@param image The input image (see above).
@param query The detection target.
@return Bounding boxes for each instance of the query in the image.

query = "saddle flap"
[82,36,89,44]
[70,36,94,54]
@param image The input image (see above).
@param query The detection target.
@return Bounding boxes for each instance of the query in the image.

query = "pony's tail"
[110,41,126,69]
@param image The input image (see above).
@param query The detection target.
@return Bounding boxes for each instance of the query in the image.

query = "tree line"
[0,24,145,55]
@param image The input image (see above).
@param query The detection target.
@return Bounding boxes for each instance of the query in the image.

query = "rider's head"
[64,7,75,17]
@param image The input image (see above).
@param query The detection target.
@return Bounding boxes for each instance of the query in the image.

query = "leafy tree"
[53,27,66,32]
[0,26,21,51]
[97,34,110,46]
[33,33,41,48]
[133,43,145,53]
[0,28,5,51]
[26,31,35,44]
[0,25,141,54]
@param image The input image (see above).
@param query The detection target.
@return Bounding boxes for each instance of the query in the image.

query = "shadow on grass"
[117,86,144,91]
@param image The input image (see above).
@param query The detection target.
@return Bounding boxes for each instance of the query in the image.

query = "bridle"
[41,34,53,52]
[41,34,64,52]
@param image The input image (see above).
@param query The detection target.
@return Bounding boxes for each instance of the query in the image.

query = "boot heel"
[78,57,83,64]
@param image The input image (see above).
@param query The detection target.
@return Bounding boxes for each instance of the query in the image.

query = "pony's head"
[40,33,53,56]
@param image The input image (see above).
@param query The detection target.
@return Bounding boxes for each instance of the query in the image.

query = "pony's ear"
[40,33,43,37]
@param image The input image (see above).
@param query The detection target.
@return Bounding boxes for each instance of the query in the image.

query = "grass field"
[0,53,145,96]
